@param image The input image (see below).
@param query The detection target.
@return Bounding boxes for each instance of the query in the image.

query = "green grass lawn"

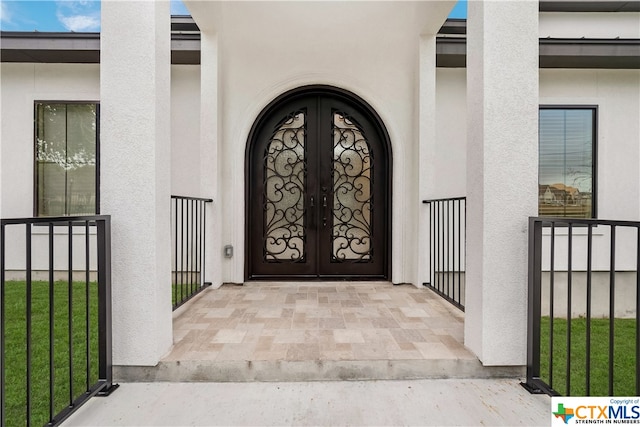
[2,280,99,426]
[172,282,206,307]
[540,316,637,396]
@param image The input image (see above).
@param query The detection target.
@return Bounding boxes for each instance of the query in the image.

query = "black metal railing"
[1,215,117,427]
[422,197,466,311]
[171,195,213,310]
[524,216,640,396]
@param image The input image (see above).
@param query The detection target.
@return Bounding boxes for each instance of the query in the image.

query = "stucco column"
[100,0,172,366]
[199,31,222,285]
[416,35,438,286]
[465,0,539,365]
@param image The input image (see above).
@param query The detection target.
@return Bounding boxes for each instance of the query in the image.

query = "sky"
[0,0,190,32]
[0,0,466,33]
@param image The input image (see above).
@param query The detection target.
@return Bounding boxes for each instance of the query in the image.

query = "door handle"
[322,195,328,227]
[309,196,315,227]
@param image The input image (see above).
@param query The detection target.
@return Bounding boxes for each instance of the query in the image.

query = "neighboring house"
[540,183,580,205]
[539,183,591,216]
[1,0,639,372]
[540,185,559,205]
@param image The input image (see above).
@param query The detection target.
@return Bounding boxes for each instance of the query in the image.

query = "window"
[35,102,99,216]
[539,106,596,218]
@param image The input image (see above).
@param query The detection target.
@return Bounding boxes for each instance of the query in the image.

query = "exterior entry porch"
[94,0,538,373]
[115,282,521,382]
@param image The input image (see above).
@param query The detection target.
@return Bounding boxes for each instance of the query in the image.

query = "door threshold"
[242,280,394,287]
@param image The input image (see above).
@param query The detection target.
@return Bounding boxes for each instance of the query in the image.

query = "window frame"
[539,104,598,219]
[33,100,101,217]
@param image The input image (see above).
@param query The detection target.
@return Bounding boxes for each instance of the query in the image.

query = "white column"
[416,35,438,286]
[100,0,172,366]
[465,0,539,365]
[200,32,222,285]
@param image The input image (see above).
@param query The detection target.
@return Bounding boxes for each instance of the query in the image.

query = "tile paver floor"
[164,282,475,364]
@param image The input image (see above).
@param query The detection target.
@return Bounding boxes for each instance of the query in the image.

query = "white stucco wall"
[187,1,453,284]
[464,0,539,366]
[171,65,202,197]
[540,69,640,221]
[435,68,640,272]
[199,33,221,287]
[539,69,640,277]
[0,63,100,219]
[417,36,437,288]
[0,63,205,211]
[0,63,203,274]
[0,63,102,277]
[101,0,174,366]
[434,68,467,199]
[1,4,204,367]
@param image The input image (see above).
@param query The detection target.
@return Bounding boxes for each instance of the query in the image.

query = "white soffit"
[183,1,456,36]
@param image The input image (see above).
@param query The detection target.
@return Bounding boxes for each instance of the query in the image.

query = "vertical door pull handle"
[322,195,328,227]
[310,196,315,207]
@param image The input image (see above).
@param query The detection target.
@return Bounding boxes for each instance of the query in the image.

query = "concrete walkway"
[63,379,550,426]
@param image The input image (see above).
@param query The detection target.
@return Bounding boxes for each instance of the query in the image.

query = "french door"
[246,86,390,280]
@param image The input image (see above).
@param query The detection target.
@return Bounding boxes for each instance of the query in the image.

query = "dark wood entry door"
[247,87,390,280]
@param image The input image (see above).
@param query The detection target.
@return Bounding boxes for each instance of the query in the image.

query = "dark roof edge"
[2,13,639,69]
[0,16,201,65]
[0,33,200,65]
[1,31,100,39]
[0,15,199,38]
[171,15,200,33]
[539,1,640,12]
[439,18,466,35]
[436,37,640,69]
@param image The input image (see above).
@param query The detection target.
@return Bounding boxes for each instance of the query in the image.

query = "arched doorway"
[246,86,391,280]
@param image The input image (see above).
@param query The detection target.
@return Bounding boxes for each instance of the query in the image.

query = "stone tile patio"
[165,282,473,363]
[115,282,522,381]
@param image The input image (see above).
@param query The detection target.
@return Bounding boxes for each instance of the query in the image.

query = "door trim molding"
[244,84,393,280]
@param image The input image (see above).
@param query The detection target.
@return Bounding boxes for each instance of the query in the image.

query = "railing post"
[608,225,616,396]
[522,217,546,394]
[97,217,117,396]
[26,223,33,425]
[425,202,435,285]
[585,223,593,395]
[1,221,5,427]
[67,220,74,405]
[636,225,640,396]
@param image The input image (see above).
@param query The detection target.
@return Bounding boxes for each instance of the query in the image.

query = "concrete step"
[114,359,524,382]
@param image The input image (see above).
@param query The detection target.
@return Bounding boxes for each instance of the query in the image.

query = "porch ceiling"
[183,1,456,37]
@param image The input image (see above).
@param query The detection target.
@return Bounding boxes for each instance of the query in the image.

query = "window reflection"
[35,102,98,216]
[539,108,595,218]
